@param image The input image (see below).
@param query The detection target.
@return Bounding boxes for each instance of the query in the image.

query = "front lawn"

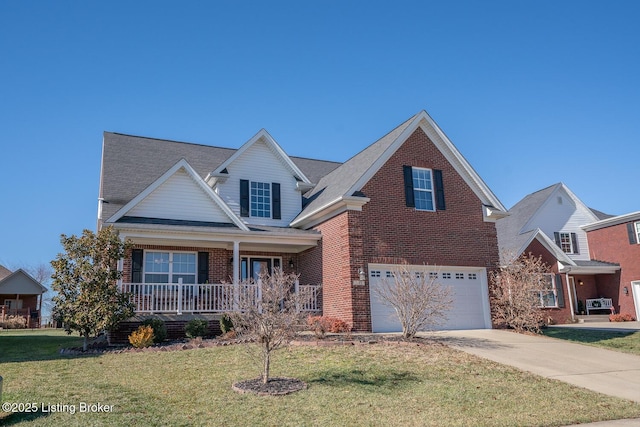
[543,328,640,356]
[1,329,639,426]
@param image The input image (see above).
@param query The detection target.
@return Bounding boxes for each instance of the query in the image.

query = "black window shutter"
[627,223,638,244]
[131,249,143,283]
[434,169,446,210]
[554,232,561,248]
[403,166,415,208]
[571,233,579,254]
[555,274,565,308]
[272,183,281,219]
[240,179,249,217]
[198,252,209,284]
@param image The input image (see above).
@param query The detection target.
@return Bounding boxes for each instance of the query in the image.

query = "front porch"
[119,281,321,315]
[0,305,41,328]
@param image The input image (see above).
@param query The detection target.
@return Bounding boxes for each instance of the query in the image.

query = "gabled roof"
[206,129,312,186]
[496,182,616,271]
[291,110,507,228]
[106,159,249,231]
[0,269,47,295]
[100,132,341,225]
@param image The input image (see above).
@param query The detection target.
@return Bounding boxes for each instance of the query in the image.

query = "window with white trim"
[455,273,464,280]
[442,272,451,279]
[250,181,271,218]
[537,274,558,308]
[559,233,573,254]
[412,168,435,211]
[635,222,640,243]
[144,252,196,284]
[468,273,477,280]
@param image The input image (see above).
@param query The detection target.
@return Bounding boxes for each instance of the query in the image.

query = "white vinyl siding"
[216,139,301,226]
[128,168,232,223]
[523,187,593,261]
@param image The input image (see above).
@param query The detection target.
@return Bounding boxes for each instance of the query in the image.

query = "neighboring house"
[99,110,507,339]
[583,212,640,320]
[0,266,47,328]
[496,183,620,324]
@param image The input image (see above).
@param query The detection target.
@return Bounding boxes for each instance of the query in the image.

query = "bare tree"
[226,269,314,384]
[490,253,549,334]
[373,265,453,340]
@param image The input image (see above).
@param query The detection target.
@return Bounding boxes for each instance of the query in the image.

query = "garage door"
[369,264,491,332]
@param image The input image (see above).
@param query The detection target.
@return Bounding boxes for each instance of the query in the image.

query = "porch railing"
[119,281,321,315]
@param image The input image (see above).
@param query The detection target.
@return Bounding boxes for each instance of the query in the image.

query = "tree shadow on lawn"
[0,334,99,363]
[428,335,509,350]
[307,368,420,390]
[0,410,51,425]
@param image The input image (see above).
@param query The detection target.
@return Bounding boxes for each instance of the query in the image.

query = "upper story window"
[403,166,445,211]
[554,232,579,254]
[635,222,640,243]
[250,182,271,217]
[240,180,281,220]
[412,168,435,211]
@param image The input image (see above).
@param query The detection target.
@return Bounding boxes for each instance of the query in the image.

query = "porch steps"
[575,314,611,323]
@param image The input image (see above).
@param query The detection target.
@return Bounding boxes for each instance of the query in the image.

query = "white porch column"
[233,241,240,310]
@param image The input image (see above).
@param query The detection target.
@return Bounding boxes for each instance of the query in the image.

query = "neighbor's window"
[250,181,271,218]
[559,232,573,254]
[635,222,640,243]
[412,168,435,211]
[537,274,558,308]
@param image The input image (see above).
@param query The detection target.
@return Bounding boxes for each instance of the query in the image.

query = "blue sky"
[1,1,638,272]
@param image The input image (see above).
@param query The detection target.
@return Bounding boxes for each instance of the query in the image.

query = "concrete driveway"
[424,328,640,403]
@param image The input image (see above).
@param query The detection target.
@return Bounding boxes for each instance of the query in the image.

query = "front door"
[251,258,272,281]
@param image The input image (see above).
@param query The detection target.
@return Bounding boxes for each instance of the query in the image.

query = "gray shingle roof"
[496,184,559,258]
[297,114,418,218]
[100,132,341,223]
[0,265,12,280]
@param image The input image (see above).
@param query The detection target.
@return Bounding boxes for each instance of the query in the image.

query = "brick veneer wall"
[587,223,640,318]
[314,127,501,332]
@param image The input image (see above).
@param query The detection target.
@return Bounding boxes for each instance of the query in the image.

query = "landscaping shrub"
[0,315,27,329]
[220,314,234,334]
[141,317,167,343]
[128,325,154,348]
[185,319,208,338]
[307,316,351,338]
[610,313,636,322]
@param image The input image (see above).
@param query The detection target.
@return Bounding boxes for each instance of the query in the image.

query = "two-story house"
[496,183,620,324]
[99,111,508,340]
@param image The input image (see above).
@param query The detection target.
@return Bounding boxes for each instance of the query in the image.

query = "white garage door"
[369,264,492,332]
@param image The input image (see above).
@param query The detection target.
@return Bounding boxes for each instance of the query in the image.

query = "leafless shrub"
[373,265,452,340]
[490,252,549,334]
[226,269,314,384]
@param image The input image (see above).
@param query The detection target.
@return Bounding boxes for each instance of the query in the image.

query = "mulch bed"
[232,377,307,396]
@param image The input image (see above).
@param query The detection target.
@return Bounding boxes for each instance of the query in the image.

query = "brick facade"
[587,222,640,318]
[312,127,500,331]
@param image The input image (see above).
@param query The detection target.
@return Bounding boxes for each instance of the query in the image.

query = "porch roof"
[560,260,620,275]
[112,217,321,253]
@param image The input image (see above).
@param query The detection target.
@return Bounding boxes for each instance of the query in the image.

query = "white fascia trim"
[289,195,370,229]
[344,110,507,215]
[106,159,249,231]
[208,129,312,185]
[582,211,640,232]
[484,205,510,222]
[113,222,321,246]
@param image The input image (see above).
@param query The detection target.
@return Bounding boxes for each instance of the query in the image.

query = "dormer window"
[250,182,271,218]
[240,179,281,220]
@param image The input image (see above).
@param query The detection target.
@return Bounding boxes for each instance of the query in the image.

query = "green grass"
[543,328,640,355]
[1,330,639,426]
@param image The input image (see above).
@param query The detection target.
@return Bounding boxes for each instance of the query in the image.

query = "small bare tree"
[227,269,314,384]
[374,265,452,340]
[490,253,550,334]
